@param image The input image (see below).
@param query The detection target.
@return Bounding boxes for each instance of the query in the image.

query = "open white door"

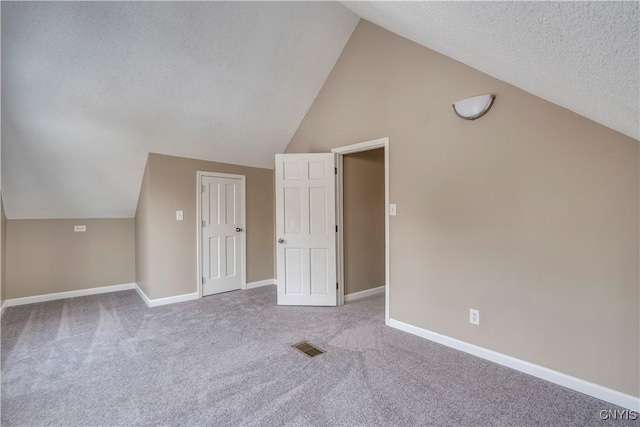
[275,153,337,306]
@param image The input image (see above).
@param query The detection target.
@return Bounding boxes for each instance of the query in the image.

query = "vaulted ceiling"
[2,1,638,219]
[1,2,359,218]
[342,1,639,141]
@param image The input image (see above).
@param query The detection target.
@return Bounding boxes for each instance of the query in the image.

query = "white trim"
[389,318,640,411]
[332,137,390,325]
[134,284,199,307]
[134,285,153,306]
[344,285,385,302]
[335,152,345,307]
[196,171,247,298]
[1,300,7,316]
[245,279,276,290]
[1,283,136,308]
[332,137,389,155]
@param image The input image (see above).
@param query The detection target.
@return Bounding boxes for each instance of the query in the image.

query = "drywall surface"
[343,149,385,295]
[285,21,639,397]
[6,219,135,299]
[1,1,357,219]
[342,1,639,140]
[1,195,6,306]
[135,162,153,298]
[138,153,274,300]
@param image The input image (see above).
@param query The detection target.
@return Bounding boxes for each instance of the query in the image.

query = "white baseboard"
[245,279,276,290]
[389,318,640,411]
[134,284,199,307]
[1,283,136,310]
[345,285,385,302]
[0,300,7,316]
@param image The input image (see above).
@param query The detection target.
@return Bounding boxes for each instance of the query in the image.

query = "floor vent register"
[292,341,325,358]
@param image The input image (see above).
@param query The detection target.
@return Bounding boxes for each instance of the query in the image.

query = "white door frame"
[196,171,247,298]
[332,137,390,325]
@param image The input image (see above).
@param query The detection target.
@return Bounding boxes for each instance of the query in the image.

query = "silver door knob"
[278,238,285,244]
[236,227,243,232]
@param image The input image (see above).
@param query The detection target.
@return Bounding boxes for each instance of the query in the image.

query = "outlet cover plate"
[470,308,480,325]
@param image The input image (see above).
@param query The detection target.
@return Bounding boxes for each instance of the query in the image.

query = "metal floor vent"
[292,341,325,358]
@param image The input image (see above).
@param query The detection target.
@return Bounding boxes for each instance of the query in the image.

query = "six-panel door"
[202,175,244,296]
[275,153,337,306]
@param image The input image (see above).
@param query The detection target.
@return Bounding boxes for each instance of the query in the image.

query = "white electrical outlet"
[470,309,480,325]
[389,204,397,216]
[74,225,86,232]
[176,210,184,221]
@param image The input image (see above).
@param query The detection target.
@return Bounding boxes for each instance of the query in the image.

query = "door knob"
[236,227,243,232]
[278,238,284,244]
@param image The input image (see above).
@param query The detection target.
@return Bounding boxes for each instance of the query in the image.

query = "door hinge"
[336,282,339,290]
[335,225,338,232]
[335,167,337,175]
[202,277,206,285]
[202,219,206,227]
[202,184,206,193]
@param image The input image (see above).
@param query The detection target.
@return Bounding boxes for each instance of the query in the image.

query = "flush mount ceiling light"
[452,94,496,120]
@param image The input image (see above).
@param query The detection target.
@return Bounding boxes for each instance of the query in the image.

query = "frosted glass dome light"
[452,94,496,120]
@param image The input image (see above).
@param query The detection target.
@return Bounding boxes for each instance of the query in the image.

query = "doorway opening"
[333,138,390,325]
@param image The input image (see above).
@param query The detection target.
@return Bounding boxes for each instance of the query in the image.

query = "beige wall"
[135,161,153,298]
[135,153,274,300]
[286,21,639,397]
[1,195,6,307]
[6,219,135,299]
[344,148,385,295]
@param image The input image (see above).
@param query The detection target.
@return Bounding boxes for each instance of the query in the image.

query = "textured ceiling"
[1,2,358,218]
[341,1,639,141]
[2,2,638,220]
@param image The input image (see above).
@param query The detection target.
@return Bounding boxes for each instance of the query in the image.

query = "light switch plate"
[176,210,184,221]
[74,225,86,232]
[389,204,397,216]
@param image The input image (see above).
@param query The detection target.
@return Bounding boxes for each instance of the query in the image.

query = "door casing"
[332,137,390,325]
[196,171,247,298]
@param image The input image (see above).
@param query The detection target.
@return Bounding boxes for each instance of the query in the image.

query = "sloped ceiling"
[2,2,638,220]
[1,1,359,218]
[341,1,639,141]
